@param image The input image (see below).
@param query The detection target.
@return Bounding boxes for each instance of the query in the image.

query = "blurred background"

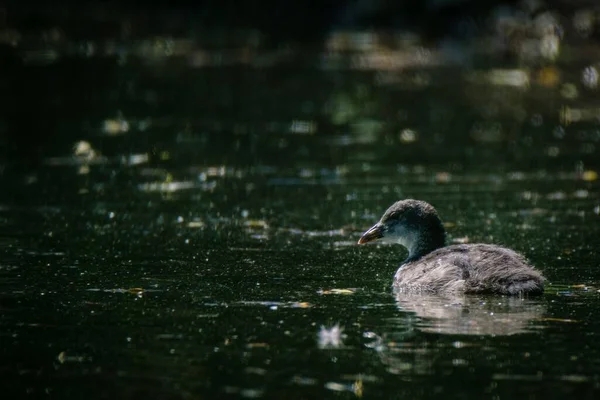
[3,0,600,170]
[1,1,600,399]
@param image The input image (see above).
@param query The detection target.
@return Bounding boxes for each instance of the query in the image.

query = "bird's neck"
[402,225,446,263]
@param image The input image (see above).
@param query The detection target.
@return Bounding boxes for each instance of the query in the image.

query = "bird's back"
[393,244,544,295]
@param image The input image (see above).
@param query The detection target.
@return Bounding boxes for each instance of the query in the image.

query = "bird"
[357,199,545,295]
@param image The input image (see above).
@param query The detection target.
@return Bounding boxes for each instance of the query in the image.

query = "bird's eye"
[387,211,400,220]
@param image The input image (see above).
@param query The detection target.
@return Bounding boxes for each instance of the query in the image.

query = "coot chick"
[358,199,545,295]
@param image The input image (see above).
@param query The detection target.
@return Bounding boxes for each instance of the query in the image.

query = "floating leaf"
[318,288,355,295]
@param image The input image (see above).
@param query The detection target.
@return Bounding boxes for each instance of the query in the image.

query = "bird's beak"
[358,223,385,244]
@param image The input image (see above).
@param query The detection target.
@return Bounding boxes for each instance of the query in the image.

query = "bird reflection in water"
[362,293,547,376]
[392,292,546,336]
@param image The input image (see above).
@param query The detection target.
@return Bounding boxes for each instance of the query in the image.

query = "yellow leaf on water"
[537,67,560,88]
[244,220,269,229]
[353,378,364,398]
[319,288,355,295]
[292,302,311,308]
[246,343,269,349]
[582,170,597,181]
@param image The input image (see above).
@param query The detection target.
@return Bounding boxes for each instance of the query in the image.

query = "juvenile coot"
[358,199,545,295]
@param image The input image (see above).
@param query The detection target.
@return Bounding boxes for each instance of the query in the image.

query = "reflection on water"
[393,292,546,336]
[318,324,347,349]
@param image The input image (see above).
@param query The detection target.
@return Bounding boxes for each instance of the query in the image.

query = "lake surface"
[2,4,600,399]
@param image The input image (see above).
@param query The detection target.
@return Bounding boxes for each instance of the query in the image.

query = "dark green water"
[2,13,600,399]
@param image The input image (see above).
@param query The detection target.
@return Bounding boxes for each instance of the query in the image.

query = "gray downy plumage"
[358,199,545,295]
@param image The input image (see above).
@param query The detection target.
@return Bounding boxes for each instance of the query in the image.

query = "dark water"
[2,5,600,399]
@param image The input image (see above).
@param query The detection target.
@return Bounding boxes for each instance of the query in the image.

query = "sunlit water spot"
[318,324,346,349]
[235,301,312,309]
[121,153,149,166]
[85,288,160,296]
[137,181,214,192]
[582,66,598,89]
[102,119,130,135]
[324,381,355,393]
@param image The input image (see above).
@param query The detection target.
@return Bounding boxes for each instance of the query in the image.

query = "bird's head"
[358,200,445,256]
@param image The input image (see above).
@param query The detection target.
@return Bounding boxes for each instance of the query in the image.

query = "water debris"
[399,129,417,143]
[86,287,149,296]
[155,334,184,340]
[492,373,543,381]
[552,283,597,296]
[570,284,589,289]
[467,69,529,87]
[121,153,149,166]
[45,142,108,168]
[244,220,269,229]
[435,171,451,183]
[560,106,600,125]
[495,370,585,385]
[324,381,355,393]
[278,227,346,237]
[318,288,356,295]
[294,302,311,308]
[582,66,598,89]
[318,324,347,349]
[103,118,130,135]
[353,378,364,397]
[244,367,267,376]
[57,351,88,364]
[187,221,205,228]
[451,236,470,244]
[582,170,598,182]
[333,240,358,247]
[539,317,579,323]
[289,120,317,134]
[291,375,318,386]
[73,141,97,160]
[240,388,264,398]
[246,343,269,349]
[236,301,312,309]
[137,181,205,193]
[536,66,560,87]
[560,375,590,383]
